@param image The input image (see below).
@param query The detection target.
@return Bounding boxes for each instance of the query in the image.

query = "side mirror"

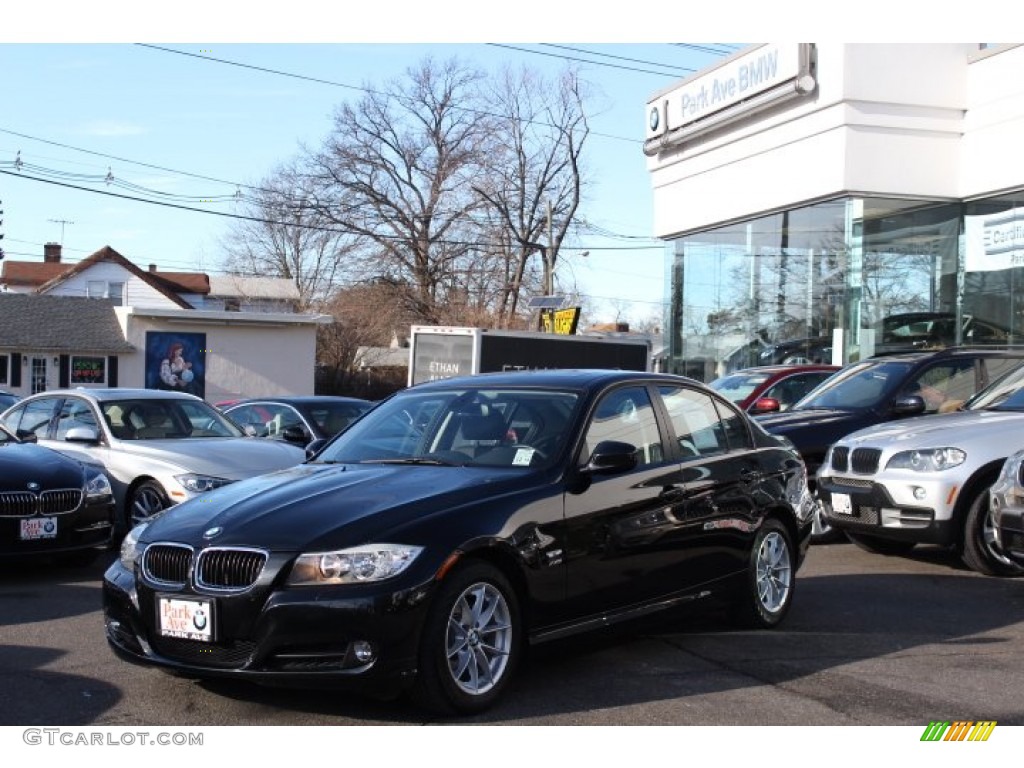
[65,426,100,444]
[749,396,782,415]
[16,429,38,443]
[305,438,328,461]
[581,440,638,475]
[891,394,926,416]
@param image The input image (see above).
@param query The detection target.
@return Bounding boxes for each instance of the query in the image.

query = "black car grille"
[829,447,881,474]
[196,548,267,590]
[0,489,82,518]
[143,544,193,586]
[150,637,257,669]
[142,545,267,591]
[831,447,849,472]
[851,448,882,474]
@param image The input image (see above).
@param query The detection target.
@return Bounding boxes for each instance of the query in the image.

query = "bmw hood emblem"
[203,526,223,540]
[27,482,40,491]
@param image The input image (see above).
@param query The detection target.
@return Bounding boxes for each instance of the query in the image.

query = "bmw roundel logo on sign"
[649,107,660,132]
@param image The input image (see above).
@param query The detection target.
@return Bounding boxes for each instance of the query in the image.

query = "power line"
[487,43,685,78]
[1,169,664,253]
[134,44,644,145]
[537,44,697,74]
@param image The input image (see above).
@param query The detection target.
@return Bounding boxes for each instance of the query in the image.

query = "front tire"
[962,485,1024,577]
[731,518,795,628]
[412,561,521,715]
[126,480,170,531]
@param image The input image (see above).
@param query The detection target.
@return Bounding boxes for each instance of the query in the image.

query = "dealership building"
[645,43,1024,379]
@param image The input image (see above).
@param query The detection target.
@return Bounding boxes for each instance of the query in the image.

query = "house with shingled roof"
[0,244,325,402]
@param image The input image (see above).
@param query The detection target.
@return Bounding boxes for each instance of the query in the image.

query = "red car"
[709,364,840,415]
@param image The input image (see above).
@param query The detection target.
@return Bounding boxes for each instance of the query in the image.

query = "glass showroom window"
[963,193,1024,345]
[847,199,961,360]
[666,199,849,380]
[664,198,963,380]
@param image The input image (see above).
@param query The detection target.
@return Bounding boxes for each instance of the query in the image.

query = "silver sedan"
[0,388,305,533]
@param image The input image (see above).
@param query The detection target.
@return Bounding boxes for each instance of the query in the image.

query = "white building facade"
[645,43,1024,379]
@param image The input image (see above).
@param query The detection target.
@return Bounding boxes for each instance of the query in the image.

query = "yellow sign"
[541,307,580,335]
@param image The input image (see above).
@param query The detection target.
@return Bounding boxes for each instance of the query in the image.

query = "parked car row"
[754,346,1024,543]
[0,388,305,534]
[14,349,1024,717]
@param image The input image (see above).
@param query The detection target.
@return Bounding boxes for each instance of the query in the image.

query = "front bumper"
[0,497,115,558]
[102,557,435,694]
[817,474,959,546]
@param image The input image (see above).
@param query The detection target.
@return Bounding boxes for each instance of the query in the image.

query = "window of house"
[87,280,125,305]
[224,298,241,312]
[0,354,8,385]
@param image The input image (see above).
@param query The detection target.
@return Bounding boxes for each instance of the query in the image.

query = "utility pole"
[48,218,74,244]
[544,199,554,295]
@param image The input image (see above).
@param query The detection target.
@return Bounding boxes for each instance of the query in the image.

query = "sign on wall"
[145,331,206,399]
[965,208,1024,272]
[71,356,105,385]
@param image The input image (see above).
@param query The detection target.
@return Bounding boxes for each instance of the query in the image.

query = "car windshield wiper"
[360,457,463,466]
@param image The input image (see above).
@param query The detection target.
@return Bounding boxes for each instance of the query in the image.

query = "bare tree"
[474,64,590,325]
[221,162,357,310]
[305,58,492,323]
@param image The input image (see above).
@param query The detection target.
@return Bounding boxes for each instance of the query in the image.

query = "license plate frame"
[157,596,215,643]
[831,492,853,515]
[19,517,58,540]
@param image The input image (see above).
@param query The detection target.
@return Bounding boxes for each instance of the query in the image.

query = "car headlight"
[174,473,232,493]
[287,544,424,586]
[85,470,113,500]
[119,522,149,569]
[886,448,966,472]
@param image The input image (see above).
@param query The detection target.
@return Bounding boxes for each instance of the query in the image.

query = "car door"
[561,383,688,620]
[657,384,766,585]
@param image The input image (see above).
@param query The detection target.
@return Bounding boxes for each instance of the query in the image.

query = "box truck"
[408,325,651,386]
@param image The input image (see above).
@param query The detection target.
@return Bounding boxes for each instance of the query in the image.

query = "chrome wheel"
[130,481,169,528]
[756,531,792,614]
[963,486,1022,576]
[445,581,513,696]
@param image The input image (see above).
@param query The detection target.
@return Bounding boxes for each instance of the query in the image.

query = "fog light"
[912,486,926,501]
[352,641,375,663]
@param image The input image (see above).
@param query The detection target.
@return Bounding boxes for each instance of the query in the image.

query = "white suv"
[817,362,1024,576]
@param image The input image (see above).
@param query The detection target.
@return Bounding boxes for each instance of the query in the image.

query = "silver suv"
[817,361,1024,576]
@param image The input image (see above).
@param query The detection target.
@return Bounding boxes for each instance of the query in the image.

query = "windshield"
[708,372,770,403]
[315,387,580,468]
[791,360,913,410]
[102,399,245,440]
[966,363,1024,411]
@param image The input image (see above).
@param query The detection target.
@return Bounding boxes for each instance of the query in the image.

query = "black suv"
[755,347,1024,541]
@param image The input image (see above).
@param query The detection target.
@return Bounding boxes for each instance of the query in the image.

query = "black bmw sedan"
[1,422,115,564]
[104,369,814,714]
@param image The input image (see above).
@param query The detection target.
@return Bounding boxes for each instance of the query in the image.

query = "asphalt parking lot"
[2,540,1023,727]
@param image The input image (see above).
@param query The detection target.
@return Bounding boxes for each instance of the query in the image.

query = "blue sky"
[1,3,983,327]
[0,35,739,326]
